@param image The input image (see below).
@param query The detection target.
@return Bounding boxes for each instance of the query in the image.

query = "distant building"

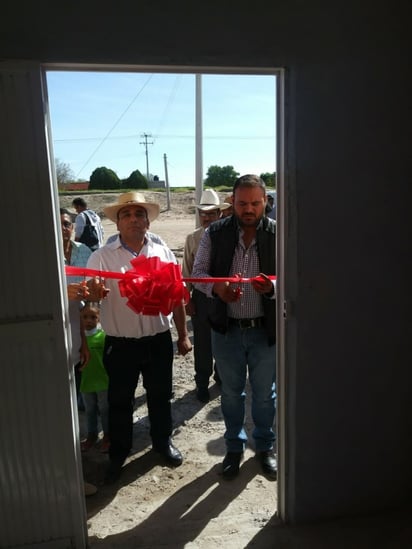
[148,179,166,189]
[59,181,89,191]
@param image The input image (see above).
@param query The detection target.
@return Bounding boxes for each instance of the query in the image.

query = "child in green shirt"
[80,303,110,453]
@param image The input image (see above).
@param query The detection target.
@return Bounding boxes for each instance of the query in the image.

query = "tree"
[204,165,239,188]
[55,158,75,186]
[124,169,148,189]
[89,167,121,190]
[260,172,276,189]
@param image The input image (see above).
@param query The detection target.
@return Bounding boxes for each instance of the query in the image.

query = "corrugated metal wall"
[0,65,87,548]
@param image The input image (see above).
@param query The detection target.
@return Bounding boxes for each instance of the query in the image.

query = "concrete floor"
[244,504,412,548]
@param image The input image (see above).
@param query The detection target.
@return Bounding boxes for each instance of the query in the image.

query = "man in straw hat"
[86,191,192,483]
[182,189,231,403]
[220,194,234,218]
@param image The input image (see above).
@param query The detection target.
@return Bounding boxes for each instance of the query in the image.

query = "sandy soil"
[59,192,278,548]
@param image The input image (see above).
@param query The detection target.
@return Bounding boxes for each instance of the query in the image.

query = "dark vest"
[208,215,276,345]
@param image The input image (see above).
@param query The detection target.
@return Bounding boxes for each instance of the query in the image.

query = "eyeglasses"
[62,221,72,228]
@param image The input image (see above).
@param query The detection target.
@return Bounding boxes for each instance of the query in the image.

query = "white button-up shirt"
[87,235,177,338]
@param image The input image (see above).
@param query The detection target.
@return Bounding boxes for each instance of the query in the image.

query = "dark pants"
[103,330,174,462]
[191,289,215,389]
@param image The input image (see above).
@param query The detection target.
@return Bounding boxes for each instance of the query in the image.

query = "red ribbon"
[65,258,276,316]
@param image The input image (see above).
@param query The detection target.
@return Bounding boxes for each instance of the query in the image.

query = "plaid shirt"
[192,227,264,319]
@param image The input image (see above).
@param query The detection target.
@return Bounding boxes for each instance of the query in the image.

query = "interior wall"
[291,54,411,520]
[1,0,411,527]
[0,66,88,548]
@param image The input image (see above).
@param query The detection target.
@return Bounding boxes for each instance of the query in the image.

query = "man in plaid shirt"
[192,175,277,480]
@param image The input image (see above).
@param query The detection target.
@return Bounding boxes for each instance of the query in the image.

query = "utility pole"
[140,133,153,181]
[195,74,203,228]
[163,153,171,211]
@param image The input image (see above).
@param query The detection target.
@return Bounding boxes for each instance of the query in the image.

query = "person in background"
[72,197,104,251]
[79,303,110,454]
[85,191,192,484]
[266,192,276,220]
[60,208,92,411]
[191,175,277,480]
[182,189,231,403]
[60,209,97,497]
[220,194,233,218]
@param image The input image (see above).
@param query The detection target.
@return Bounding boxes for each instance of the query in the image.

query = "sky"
[46,71,277,187]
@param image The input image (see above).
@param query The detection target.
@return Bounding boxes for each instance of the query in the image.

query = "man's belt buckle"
[237,318,263,329]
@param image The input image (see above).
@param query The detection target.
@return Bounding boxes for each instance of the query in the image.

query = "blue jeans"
[81,390,109,436]
[212,325,276,453]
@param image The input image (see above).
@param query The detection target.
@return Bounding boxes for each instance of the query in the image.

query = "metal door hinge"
[283,300,292,319]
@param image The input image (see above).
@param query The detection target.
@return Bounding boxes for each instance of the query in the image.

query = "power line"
[74,74,154,178]
[56,133,275,143]
[154,75,182,137]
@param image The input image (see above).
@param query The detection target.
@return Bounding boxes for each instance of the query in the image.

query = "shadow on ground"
[88,457,259,548]
[81,380,224,519]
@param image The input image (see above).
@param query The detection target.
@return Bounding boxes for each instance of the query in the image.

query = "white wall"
[0,3,410,543]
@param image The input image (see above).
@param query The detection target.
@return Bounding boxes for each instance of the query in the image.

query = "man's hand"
[213,280,242,303]
[86,276,110,301]
[67,282,89,301]
[251,273,275,296]
[172,302,193,356]
[176,335,192,356]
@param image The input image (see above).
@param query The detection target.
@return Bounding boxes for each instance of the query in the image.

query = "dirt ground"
[60,192,278,549]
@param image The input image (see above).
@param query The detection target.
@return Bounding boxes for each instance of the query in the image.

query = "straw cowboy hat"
[104,191,160,223]
[196,189,231,212]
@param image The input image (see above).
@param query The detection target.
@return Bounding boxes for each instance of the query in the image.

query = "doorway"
[44,65,286,539]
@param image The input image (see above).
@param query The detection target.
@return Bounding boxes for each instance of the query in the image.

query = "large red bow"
[118,255,189,316]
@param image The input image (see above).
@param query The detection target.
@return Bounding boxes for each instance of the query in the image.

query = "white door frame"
[43,62,288,519]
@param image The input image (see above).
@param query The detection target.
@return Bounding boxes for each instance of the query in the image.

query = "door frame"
[43,62,288,519]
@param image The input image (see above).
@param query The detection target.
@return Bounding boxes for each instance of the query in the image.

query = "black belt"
[106,335,141,343]
[228,317,265,329]
[106,332,168,344]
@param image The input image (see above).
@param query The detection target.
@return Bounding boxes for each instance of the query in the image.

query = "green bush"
[123,169,148,189]
[89,167,122,190]
[204,165,239,188]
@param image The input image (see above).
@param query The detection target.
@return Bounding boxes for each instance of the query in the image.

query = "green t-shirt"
[80,329,108,393]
